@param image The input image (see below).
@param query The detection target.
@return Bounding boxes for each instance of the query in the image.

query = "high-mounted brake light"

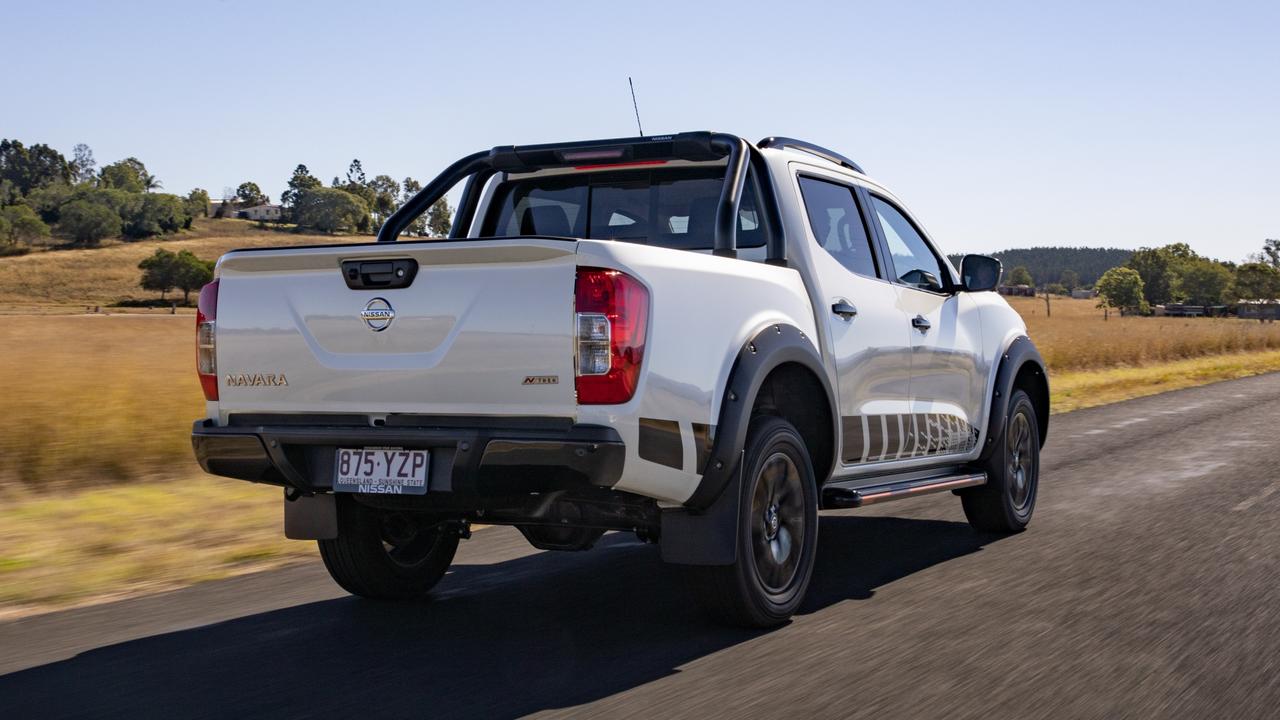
[196,279,219,401]
[560,148,626,162]
[575,268,649,404]
[572,159,669,171]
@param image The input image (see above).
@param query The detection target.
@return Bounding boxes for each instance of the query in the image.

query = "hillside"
[0,219,354,309]
[948,246,1133,287]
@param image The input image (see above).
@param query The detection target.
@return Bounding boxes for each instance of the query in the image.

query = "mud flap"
[659,452,743,566]
[284,492,338,540]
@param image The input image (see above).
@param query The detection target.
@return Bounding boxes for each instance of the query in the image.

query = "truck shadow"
[0,514,1006,719]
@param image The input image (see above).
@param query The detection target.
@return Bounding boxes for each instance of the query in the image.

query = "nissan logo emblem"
[360,297,395,331]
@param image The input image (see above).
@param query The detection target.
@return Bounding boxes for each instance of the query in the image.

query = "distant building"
[1161,304,1205,317]
[1159,304,1228,318]
[1071,288,1096,300]
[1239,301,1280,322]
[998,284,1036,297]
[237,204,283,222]
[209,199,236,218]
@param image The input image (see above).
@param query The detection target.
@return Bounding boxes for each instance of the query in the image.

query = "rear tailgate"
[213,239,578,420]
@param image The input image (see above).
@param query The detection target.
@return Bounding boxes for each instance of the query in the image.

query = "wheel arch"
[749,362,835,490]
[686,323,837,510]
[980,335,1049,462]
[661,324,836,566]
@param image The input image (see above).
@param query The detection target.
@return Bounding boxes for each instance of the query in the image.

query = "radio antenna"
[628,76,644,136]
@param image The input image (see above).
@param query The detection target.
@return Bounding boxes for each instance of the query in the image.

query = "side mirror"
[961,254,1002,292]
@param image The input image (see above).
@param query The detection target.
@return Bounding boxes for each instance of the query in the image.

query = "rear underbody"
[193,414,662,544]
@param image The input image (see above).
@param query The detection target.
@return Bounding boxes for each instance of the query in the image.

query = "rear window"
[480,167,769,250]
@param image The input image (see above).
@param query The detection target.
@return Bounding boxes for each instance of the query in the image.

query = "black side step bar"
[822,472,986,509]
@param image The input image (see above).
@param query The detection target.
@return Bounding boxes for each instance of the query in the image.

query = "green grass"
[1049,349,1280,412]
[0,476,315,615]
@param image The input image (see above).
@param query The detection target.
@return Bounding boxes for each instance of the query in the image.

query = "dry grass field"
[0,315,202,491]
[0,219,348,310]
[4,240,1280,613]
[1007,295,1280,371]
[0,313,317,612]
[0,478,313,612]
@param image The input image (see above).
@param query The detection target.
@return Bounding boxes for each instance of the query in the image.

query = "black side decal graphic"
[841,416,865,464]
[639,418,683,470]
[691,423,715,474]
[840,412,979,464]
[867,415,885,462]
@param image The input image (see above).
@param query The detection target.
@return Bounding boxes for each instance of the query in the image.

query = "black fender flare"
[979,335,1050,462]
[660,323,837,565]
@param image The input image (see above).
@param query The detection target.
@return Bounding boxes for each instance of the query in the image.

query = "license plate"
[333,447,429,495]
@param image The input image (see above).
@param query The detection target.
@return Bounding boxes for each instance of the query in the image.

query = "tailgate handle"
[341,259,418,290]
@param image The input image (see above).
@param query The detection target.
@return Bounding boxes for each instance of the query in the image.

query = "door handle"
[832,300,858,320]
[911,314,932,332]
[341,258,418,290]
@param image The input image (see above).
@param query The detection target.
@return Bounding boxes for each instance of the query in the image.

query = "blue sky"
[4,0,1277,259]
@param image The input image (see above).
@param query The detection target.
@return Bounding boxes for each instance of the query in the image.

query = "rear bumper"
[191,416,625,497]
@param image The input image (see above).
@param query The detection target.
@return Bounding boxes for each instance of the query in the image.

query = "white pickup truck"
[192,132,1048,627]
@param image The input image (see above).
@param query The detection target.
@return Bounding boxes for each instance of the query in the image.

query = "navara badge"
[361,298,395,332]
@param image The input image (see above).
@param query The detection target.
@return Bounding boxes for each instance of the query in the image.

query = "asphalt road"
[3,374,1280,719]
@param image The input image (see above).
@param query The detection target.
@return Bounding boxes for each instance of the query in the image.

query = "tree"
[1126,247,1176,305]
[214,187,236,218]
[60,200,121,245]
[333,170,375,209]
[186,188,211,218]
[98,157,152,193]
[1176,259,1233,306]
[1096,266,1147,316]
[1060,269,1079,290]
[1007,265,1033,286]
[70,144,96,185]
[401,177,421,201]
[368,174,400,228]
[1163,242,1198,262]
[174,250,215,304]
[0,179,17,207]
[25,182,75,223]
[292,187,370,233]
[345,159,366,186]
[1233,262,1280,301]
[121,193,190,238]
[138,248,180,300]
[426,197,453,237]
[281,164,322,216]
[0,139,72,196]
[1262,239,1280,269]
[0,204,51,247]
[235,182,267,207]
[400,177,426,235]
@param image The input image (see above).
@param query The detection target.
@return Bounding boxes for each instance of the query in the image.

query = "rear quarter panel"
[574,240,819,504]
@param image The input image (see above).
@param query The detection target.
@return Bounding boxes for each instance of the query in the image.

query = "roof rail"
[756,137,865,175]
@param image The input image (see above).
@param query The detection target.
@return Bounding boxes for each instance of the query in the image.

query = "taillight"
[196,279,219,401]
[575,268,649,404]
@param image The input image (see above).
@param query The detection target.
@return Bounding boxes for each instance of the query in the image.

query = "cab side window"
[870,195,946,293]
[797,176,879,279]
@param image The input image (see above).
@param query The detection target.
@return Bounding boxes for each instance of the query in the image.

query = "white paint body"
[206,146,1028,504]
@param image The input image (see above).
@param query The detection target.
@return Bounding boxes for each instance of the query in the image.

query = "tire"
[962,388,1040,533]
[318,497,459,600]
[686,416,819,628]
